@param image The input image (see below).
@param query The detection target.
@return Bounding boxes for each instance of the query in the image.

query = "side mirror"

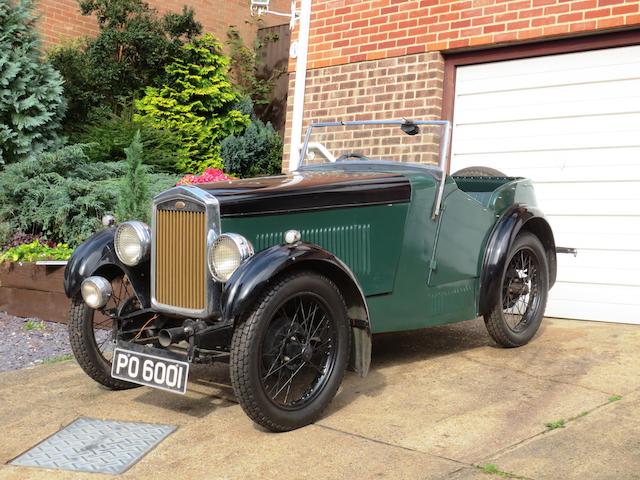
[401,122,420,136]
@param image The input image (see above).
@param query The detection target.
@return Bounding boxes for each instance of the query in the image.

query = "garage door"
[450,44,640,324]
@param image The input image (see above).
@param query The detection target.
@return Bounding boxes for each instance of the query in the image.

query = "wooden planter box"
[0,262,70,324]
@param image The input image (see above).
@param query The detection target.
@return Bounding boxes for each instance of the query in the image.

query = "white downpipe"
[288,0,312,171]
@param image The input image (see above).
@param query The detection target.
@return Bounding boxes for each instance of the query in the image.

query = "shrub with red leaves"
[177,168,233,185]
[4,232,57,251]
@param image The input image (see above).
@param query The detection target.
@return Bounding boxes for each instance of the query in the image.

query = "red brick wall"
[282,0,640,172]
[283,52,444,170]
[151,0,292,48]
[37,0,99,47]
[297,0,640,70]
[37,0,292,48]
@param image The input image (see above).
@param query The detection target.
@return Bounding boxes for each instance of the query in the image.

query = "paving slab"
[461,318,640,396]
[597,389,640,426]
[0,317,638,479]
[486,390,640,480]
[447,467,516,480]
[318,319,611,463]
[0,361,460,480]
[0,362,235,464]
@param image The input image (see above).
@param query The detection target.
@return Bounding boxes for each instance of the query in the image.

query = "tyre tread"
[484,306,521,348]
[229,271,348,432]
[453,166,507,177]
[68,295,137,390]
[483,232,549,348]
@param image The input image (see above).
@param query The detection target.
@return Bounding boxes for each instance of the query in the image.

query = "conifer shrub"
[135,34,249,173]
[117,131,149,223]
[221,118,283,178]
[0,144,119,245]
[0,144,177,246]
[70,106,182,173]
[0,0,66,165]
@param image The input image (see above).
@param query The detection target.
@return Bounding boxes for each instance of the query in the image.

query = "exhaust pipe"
[158,326,193,347]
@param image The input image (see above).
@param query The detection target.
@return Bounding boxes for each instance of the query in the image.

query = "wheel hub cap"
[302,344,313,362]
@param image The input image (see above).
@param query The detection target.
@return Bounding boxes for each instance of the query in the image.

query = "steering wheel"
[335,152,370,162]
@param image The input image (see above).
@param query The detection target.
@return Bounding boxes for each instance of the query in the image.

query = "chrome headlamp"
[208,233,254,282]
[114,221,151,266]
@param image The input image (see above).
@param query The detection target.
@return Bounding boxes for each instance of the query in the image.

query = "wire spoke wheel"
[68,274,141,390]
[484,232,549,348]
[502,247,540,333]
[230,271,350,432]
[260,294,338,409]
[90,276,138,363]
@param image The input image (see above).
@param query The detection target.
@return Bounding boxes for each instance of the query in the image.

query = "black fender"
[63,228,151,307]
[478,205,557,316]
[221,242,372,376]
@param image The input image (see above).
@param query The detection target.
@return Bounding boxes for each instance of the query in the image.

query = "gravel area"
[0,313,74,372]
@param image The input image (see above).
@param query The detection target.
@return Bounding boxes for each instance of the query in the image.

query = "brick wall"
[150,0,292,48]
[283,52,444,170]
[302,0,640,70]
[37,0,292,48]
[282,0,640,172]
[37,0,99,47]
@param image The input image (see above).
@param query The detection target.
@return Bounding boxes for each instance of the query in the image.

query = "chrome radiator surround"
[151,186,220,318]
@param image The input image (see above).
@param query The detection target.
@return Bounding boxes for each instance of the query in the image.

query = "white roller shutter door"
[451,45,640,323]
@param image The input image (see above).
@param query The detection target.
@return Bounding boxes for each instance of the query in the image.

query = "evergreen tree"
[135,34,249,173]
[0,144,121,246]
[49,0,201,128]
[0,141,176,246]
[221,117,283,178]
[117,130,149,222]
[0,0,66,165]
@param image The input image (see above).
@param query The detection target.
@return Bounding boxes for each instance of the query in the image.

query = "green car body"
[64,120,557,431]
[222,169,554,334]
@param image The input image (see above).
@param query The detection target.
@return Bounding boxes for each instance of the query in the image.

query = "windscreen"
[301,122,446,167]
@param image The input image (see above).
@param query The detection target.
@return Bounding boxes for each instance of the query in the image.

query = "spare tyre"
[452,166,507,177]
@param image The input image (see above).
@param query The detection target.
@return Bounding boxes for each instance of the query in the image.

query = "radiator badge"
[175,201,186,210]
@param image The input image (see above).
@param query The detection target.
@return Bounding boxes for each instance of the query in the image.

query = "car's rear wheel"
[484,232,549,347]
[453,166,507,177]
[68,275,140,390]
[230,271,350,432]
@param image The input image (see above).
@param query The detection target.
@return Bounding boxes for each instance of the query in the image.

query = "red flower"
[177,168,233,185]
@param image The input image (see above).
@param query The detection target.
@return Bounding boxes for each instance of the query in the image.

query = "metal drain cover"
[10,417,175,474]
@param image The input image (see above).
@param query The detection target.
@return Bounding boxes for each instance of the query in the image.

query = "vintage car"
[65,120,556,432]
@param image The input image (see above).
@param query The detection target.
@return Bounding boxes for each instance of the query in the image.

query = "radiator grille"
[155,209,206,310]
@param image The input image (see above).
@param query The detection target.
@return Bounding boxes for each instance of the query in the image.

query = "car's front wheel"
[68,275,140,390]
[484,232,549,347]
[230,271,350,432]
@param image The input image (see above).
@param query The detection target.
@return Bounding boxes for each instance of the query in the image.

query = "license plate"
[111,345,189,394]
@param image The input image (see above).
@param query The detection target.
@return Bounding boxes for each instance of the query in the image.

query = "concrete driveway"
[1,317,639,479]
